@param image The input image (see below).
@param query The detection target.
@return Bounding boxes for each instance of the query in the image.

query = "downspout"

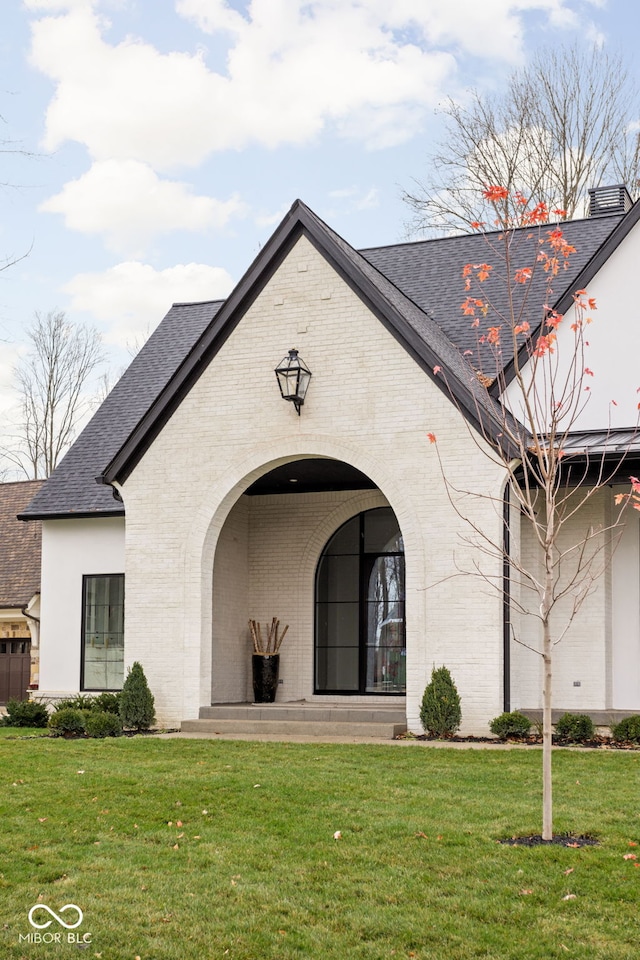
[21,604,40,630]
[502,481,512,713]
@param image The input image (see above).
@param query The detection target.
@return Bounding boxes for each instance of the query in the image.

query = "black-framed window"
[315,508,405,695]
[81,574,125,691]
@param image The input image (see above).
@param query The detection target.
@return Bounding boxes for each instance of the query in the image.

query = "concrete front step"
[181,718,407,738]
[180,702,407,739]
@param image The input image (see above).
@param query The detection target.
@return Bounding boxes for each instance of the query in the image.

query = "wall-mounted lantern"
[274,349,312,415]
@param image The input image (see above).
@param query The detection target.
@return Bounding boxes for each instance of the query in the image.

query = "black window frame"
[80,573,125,692]
[314,508,405,696]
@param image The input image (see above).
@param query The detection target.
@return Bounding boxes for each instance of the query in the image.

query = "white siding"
[502,216,640,431]
[39,518,125,697]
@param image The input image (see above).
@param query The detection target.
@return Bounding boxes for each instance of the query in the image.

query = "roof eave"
[18,509,125,522]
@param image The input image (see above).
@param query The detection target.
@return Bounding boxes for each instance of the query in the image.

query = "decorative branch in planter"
[248,618,289,703]
[249,617,289,655]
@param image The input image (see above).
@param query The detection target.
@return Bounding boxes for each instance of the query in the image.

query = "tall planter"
[252,654,280,703]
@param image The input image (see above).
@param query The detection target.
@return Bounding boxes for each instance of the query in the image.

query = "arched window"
[315,507,405,695]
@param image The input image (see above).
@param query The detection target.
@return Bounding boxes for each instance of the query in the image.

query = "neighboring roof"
[20,301,224,520]
[0,481,43,606]
[21,197,638,520]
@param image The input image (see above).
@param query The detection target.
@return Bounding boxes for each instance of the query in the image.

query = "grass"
[1,738,639,959]
[0,726,49,739]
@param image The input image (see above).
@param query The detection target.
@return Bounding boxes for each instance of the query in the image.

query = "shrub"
[48,708,86,737]
[92,692,121,715]
[419,666,461,738]
[53,695,97,712]
[489,711,531,740]
[120,662,156,732]
[554,713,595,743]
[85,710,123,738]
[612,715,640,743]
[2,698,49,728]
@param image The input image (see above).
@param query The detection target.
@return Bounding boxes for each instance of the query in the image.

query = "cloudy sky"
[0,0,637,417]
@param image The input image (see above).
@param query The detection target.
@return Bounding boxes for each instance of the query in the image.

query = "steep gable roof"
[21,197,635,520]
[0,481,43,606]
[99,199,511,487]
[21,301,224,520]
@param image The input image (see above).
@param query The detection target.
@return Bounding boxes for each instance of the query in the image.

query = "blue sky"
[1,0,639,415]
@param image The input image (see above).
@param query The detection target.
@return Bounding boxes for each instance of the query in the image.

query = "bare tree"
[430,188,636,839]
[5,310,104,479]
[0,112,38,274]
[404,45,640,235]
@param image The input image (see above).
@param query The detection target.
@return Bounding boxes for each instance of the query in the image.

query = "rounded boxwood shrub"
[48,707,86,737]
[612,715,640,743]
[554,713,595,742]
[489,711,531,740]
[419,666,461,738]
[2,698,49,728]
[85,710,123,738]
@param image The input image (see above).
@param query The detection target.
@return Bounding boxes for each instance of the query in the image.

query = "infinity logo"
[28,904,83,930]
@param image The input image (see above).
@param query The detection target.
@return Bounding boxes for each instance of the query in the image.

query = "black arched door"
[315,508,405,695]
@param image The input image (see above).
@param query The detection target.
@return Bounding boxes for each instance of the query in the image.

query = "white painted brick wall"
[114,236,507,732]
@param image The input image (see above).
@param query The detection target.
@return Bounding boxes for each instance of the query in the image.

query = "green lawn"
[1,737,639,959]
[0,726,50,739]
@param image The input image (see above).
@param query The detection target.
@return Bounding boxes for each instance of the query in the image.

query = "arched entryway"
[315,507,405,695]
[207,457,412,704]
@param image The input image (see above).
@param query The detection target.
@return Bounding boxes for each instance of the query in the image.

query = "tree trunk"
[542,630,553,840]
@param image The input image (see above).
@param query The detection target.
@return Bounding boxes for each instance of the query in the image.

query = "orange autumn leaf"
[534,333,556,357]
[474,263,492,281]
[483,185,509,201]
[514,267,532,284]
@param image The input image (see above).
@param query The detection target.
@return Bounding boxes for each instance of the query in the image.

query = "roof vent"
[588,184,633,217]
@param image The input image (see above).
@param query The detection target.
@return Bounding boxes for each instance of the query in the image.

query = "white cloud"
[25,0,589,253]
[328,187,380,212]
[40,160,246,256]
[64,260,234,348]
[24,0,94,9]
[253,204,290,229]
[175,0,245,36]
[27,1,548,168]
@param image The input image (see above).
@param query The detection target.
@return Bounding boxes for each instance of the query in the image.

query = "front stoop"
[180,702,407,739]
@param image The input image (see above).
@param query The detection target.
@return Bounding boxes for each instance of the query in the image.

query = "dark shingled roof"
[21,301,224,520]
[20,199,636,521]
[360,212,624,365]
[0,481,43,606]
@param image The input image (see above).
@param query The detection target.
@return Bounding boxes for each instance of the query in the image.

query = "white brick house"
[20,192,640,733]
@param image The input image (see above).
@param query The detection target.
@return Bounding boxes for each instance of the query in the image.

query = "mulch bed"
[401,733,640,750]
[498,833,599,848]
